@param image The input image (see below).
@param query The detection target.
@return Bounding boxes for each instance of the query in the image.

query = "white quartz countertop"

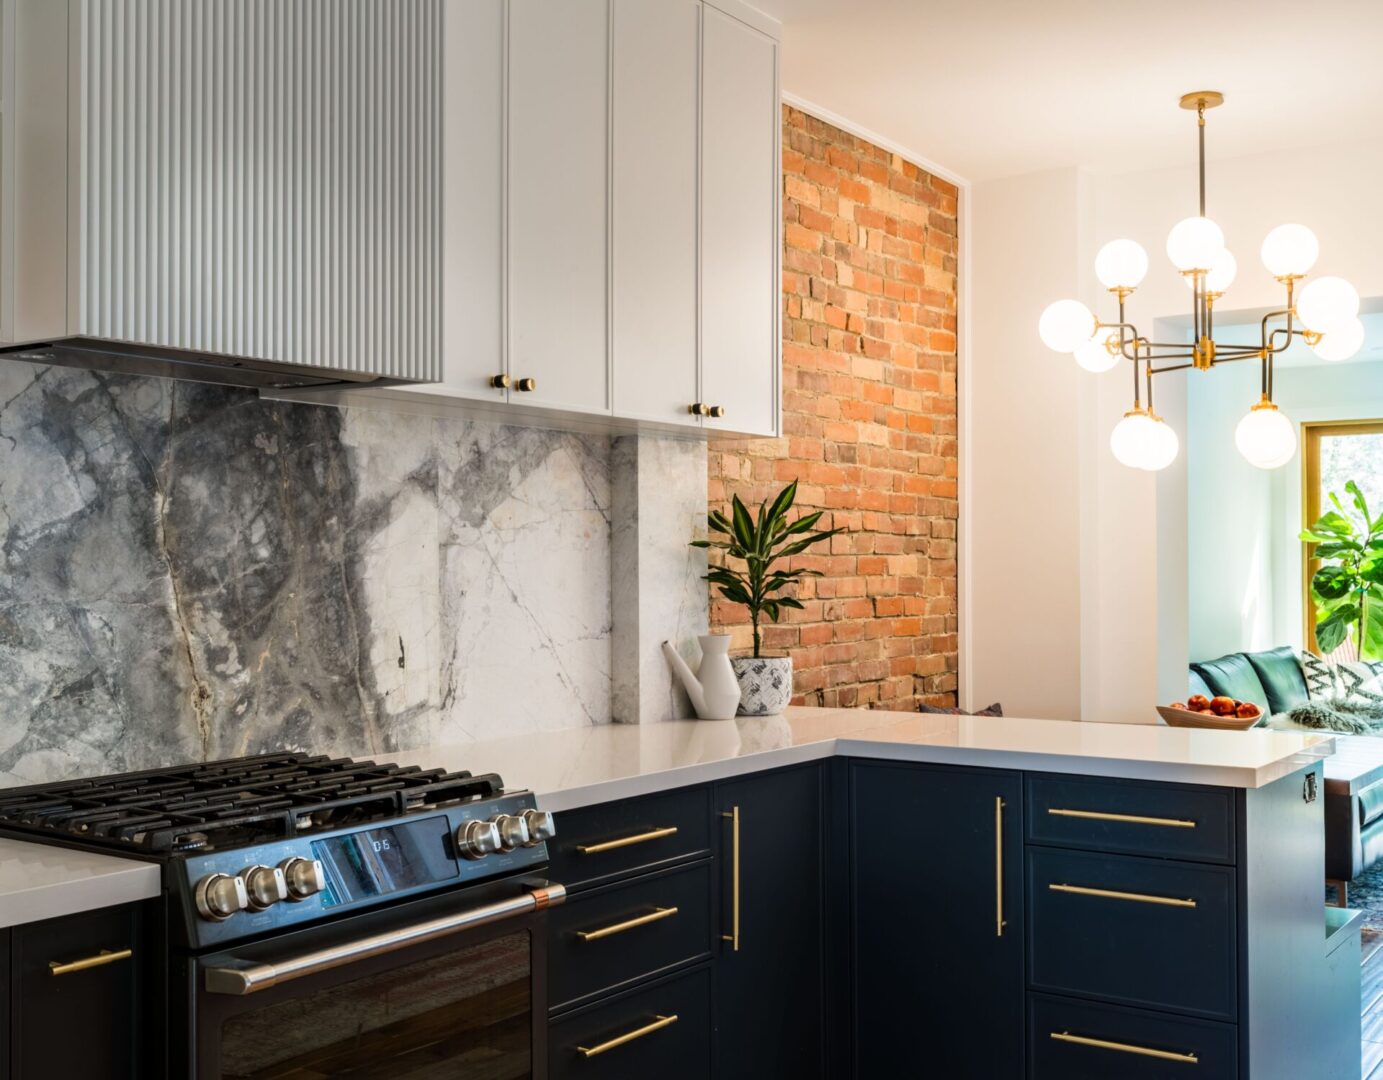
[380,705,1337,812]
[0,838,161,929]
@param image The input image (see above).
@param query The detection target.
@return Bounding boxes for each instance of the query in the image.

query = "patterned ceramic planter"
[731,656,793,716]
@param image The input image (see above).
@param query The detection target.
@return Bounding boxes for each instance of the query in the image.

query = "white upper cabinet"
[700,6,780,436]
[610,0,701,429]
[507,0,612,415]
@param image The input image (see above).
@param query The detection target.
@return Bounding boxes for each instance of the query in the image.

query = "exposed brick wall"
[707,106,959,711]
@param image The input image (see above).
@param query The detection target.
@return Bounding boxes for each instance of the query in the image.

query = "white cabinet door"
[427,0,507,402]
[610,0,700,428]
[507,0,611,414]
[700,6,779,436]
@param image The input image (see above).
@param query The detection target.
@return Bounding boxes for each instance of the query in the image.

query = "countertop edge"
[0,856,161,930]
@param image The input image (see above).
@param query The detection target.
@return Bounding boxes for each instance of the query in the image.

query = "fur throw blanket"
[1286,698,1383,734]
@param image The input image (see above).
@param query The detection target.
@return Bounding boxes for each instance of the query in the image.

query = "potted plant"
[1301,479,1383,657]
[692,480,845,715]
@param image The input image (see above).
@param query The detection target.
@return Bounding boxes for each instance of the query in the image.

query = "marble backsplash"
[0,362,702,787]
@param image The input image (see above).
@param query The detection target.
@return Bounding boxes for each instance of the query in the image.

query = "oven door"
[190,878,563,1080]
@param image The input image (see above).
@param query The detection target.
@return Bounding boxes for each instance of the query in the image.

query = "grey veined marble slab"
[0,363,614,786]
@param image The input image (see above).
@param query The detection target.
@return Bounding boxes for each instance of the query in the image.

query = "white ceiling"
[767,0,1383,183]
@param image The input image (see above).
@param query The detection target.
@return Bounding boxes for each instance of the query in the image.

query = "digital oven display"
[311,815,459,908]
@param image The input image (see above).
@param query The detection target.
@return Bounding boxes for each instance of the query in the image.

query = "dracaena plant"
[1300,480,1383,658]
[693,480,846,659]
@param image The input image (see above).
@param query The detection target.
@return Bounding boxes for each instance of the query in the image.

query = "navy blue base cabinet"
[850,761,1024,1078]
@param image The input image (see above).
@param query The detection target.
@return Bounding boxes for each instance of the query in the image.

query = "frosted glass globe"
[1165,216,1225,273]
[1143,417,1180,472]
[1182,248,1237,294]
[1038,299,1096,353]
[1110,412,1158,469]
[1073,333,1119,373]
[1095,239,1149,290]
[1296,276,1360,333]
[1260,223,1319,278]
[1310,317,1366,362]
[1235,403,1297,469]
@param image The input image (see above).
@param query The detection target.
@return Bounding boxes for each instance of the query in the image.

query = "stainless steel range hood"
[0,339,388,392]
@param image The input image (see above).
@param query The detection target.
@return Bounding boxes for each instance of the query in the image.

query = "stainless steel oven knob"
[458,819,503,860]
[521,809,556,846]
[194,872,250,922]
[493,814,531,851]
[278,857,327,901]
[238,864,289,911]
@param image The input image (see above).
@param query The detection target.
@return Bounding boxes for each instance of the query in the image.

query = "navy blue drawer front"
[1027,847,1237,1021]
[549,965,712,1080]
[549,786,712,891]
[1026,774,1236,864]
[1029,993,1238,1078]
[548,861,713,1011]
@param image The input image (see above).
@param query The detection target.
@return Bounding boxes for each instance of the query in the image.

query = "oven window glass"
[218,932,531,1079]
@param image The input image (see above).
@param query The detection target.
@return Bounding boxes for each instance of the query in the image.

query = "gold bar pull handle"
[1049,883,1197,908]
[721,806,740,952]
[577,1014,678,1058]
[576,826,678,855]
[995,796,1006,937]
[1051,1031,1198,1064]
[49,948,133,977]
[1048,807,1196,829]
[575,907,678,942]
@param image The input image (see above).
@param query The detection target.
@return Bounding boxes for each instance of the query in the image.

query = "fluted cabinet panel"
[72,0,442,379]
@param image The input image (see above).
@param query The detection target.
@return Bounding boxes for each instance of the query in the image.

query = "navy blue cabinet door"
[714,764,826,1079]
[851,761,1024,1079]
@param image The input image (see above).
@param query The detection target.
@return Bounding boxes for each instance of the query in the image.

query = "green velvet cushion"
[1190,653,1270,713]
[1244,646,1310,716]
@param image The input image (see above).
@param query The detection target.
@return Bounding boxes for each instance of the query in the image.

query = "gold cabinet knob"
[708,405,725,418]
[490,374,510,389]
[688,402,710,416]
[515,377,537,392]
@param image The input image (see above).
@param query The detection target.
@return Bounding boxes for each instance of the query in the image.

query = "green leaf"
[1313,565,1356,600]
[715,582,753,607]
[765,481,797,529]
[777,596,805,611]
[771,511,826,545]
[1365,587,1383,661]
[1314,510,1358,538]
[730,495,756,552]
[773,527,847,561]
[763,600,780,622]
[708,510,733,535]
[1316,602,1360,653]
[1313,540,1365,559]
[1348,480,1373,533]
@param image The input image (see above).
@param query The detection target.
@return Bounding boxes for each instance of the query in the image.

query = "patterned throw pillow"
[1298,650,1338,700]
[1336,659,1383,704]
[918,702,1003,717]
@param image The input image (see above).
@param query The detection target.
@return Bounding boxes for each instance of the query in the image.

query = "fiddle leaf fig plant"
[1300,479,1383,657]
[692,480,846,658]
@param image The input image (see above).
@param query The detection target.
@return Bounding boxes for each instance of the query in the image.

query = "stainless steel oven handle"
[204,883,566,996]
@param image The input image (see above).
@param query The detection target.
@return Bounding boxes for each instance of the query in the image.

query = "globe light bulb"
[1095,239,1149,290]
[1296,276,1360,333]
[1110,411,1158,470]
[1260,223,1319,278]
[1235,400,1297,469]
[1038,299,1096,353]
[1204,249,1237,294]
[1166,216,1225,273]
[1143,416,1180,472]
[1073,333,1120,373]
[1310,317,1366,362]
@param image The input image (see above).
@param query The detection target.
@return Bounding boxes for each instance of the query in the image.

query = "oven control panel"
[178,791,553,948]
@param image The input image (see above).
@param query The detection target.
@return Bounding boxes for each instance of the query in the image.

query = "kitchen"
[0,1,1370,1078]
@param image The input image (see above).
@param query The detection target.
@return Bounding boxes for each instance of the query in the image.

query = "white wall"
[969,135,1383,722]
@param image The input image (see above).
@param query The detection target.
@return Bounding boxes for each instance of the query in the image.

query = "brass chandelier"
[1039,91,1363,471]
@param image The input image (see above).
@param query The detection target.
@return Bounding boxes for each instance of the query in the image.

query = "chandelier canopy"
[1039,91,1362,471]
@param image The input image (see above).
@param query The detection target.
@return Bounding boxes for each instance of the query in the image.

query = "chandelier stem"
[1132,342,1141,409]
[1197,102,1207,216]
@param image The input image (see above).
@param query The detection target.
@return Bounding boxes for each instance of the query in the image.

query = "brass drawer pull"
[1048,807,1196,829]
[49,948,133,976]
[576,906,678,942]
[994,796,1006,938]
[1049,883,1197,908]
[576,1014,678,1058]
[722,806,740,951]
[576,826,678,855]
[1051,1030,1198,1064]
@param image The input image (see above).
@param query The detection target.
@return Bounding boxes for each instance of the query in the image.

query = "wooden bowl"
[1156,705,1262,731]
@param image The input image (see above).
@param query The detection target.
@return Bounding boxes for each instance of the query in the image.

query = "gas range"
[0,751,557,950]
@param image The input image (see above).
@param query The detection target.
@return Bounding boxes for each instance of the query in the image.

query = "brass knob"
[708,405,725,418]
[688,402,710,416]
[490,374,510,389]
[515,377,537,392]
